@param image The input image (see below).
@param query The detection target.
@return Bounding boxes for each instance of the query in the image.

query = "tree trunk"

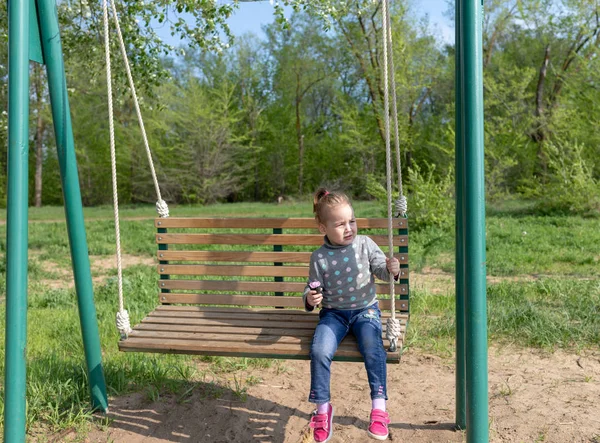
[296,73,304,195]
[294,71,325,195]
[534,45,550,124]
[337,21,387,146]
[533,45,550,179]
[483,5,517,68]
[34,108,44,207]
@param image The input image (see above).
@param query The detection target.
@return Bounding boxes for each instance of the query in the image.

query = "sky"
[227,0,453,42]
[159,0,454,47]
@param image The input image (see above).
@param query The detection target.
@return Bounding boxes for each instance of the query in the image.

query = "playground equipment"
[103,0,408,361]
[4,1,488,442]
[118,216,410,362]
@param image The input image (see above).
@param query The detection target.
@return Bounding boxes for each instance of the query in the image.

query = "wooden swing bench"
[118,217,410,363]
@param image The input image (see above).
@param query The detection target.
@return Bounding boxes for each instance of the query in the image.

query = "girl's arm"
[303,253,323,311]
[367,236,398,282]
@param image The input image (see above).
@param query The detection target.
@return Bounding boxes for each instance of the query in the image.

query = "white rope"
[103,0,130,339]
[104,0,171,338]
[385,0,407,217]
[108,0,169,218]
[382,0,401,351]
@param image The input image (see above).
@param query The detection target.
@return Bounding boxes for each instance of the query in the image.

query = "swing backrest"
[154,217,409,312]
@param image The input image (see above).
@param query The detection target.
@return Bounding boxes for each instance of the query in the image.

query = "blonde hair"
[312,188,351,224]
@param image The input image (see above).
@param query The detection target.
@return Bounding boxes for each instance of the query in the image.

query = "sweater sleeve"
[366,236,393,282]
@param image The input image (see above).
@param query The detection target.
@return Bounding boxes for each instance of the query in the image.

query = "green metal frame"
[398,221,410,342]
[5,1,108,441]
[5,0,487,441]
[5,0,32,440]
[456,1,488,442]
[454,0,467,431]
[273,228,284,297]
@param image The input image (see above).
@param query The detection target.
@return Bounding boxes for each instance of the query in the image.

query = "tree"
[517,0,600,175]
[143,68,254,204]
[265,14,337,195]
[229,34,271,200]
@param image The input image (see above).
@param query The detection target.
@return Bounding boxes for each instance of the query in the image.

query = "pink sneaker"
[310,404,334,442]
[368,409,390,440]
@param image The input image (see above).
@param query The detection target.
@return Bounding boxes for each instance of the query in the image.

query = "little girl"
[304,188,400,442]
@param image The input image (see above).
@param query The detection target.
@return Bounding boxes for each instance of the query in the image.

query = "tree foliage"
[1,0,598,219]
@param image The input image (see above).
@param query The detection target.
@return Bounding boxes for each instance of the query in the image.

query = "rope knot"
[395,195,407,217]
[156,199,170,218]
[386,317,402,352]
[116,309,132,339]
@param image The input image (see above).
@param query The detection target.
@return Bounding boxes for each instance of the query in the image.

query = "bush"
[366,163,455,231]
[520,140,600,216]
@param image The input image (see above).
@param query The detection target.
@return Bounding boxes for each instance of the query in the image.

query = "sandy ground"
[27,257,599,442]
[55,347,599,443]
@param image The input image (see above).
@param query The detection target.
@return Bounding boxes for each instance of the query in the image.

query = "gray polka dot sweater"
[303,235,394,311]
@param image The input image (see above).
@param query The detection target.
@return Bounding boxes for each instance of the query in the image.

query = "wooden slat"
[148,308,317,322]
[142,315,319,330]
[152,304,407,316]
[129,330,308,344]
[140,313,407,332]
[159,293,304,307]
[156,233,407,247]
[145,308,408,325]
[119,337,403,363]
[158,280,409,295]
[157,293,409,311]
[126,332,392,355]
[156,217,408,230]
[160,280,308,292]
[132,319,408,338]
[158,250,313,263]
[157,250,409,265]
[134,323,319,337]
[158,264,309,277]
[159,263,409,279]
[149,305,409,319]
[126,330,406,351]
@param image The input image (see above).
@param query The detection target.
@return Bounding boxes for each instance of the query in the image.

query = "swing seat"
[118,217,410,363]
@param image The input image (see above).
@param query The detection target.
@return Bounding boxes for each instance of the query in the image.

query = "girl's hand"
[306,289,323,307]
[386,257,400,278]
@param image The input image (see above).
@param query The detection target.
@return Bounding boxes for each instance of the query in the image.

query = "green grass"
[0,199,383,222]
[407,278,600,355]
[407,215,600,277]
[0,201,599,436]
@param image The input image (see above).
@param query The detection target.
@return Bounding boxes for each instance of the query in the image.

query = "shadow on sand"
[96,379,459,443]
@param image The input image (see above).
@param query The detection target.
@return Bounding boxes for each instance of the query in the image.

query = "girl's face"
[318,203,357,246]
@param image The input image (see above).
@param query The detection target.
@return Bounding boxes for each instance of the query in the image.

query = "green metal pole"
[454,0,467,430]
[4,0,31,440]
[459,0,488,442]
[36,0,108,412]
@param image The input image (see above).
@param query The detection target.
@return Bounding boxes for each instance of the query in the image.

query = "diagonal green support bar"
[454,0,467,430]
[458,0,488,442]
[36,0,108,412]
[28,0,44,64]
[5,0,32,441]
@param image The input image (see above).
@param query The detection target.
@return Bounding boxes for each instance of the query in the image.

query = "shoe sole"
[315,406,334,443]
[367,429,389,441]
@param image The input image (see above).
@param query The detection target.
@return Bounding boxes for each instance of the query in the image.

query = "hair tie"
[323,191,329,197]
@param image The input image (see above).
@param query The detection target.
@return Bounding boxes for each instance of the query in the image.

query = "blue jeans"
[308,303,387,404]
